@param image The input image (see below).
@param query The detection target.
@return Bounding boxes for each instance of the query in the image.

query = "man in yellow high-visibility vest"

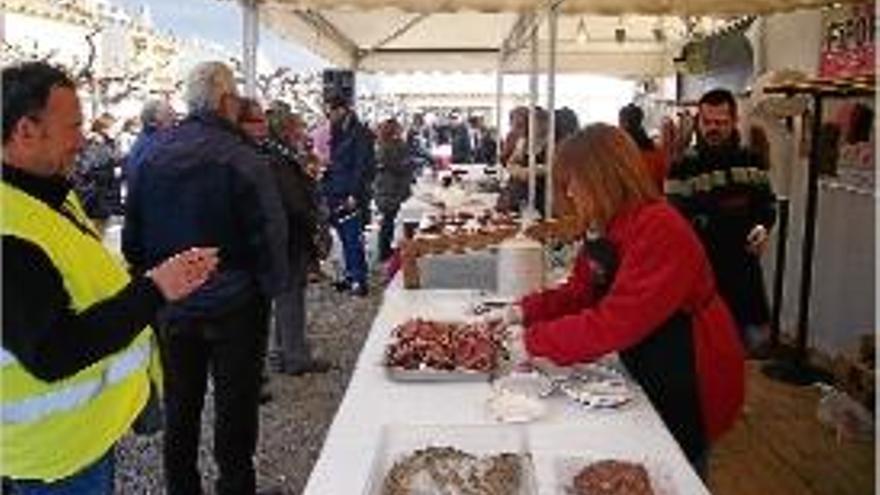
[1,61,218,494]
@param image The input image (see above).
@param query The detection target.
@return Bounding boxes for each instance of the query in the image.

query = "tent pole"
[544,4,558,218]
[527,24,538,214]
[241,0,259,98]
[495,52,504,166]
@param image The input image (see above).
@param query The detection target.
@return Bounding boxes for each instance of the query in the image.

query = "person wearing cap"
[321,95,375,296]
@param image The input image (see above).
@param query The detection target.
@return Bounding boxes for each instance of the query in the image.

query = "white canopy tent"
[246,0,851,14]
[259,8,744,75]
[243,0,860,74]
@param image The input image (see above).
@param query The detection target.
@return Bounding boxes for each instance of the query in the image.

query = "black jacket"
[667,138,777,326]
[2,164,163,382]
[123,112,289,322]
[257,137,320,265]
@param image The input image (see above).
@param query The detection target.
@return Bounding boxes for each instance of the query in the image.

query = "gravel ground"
[115,277,385,494]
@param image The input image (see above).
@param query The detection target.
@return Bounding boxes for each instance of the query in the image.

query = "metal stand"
[762,93,833,386]
[768,197,789,350]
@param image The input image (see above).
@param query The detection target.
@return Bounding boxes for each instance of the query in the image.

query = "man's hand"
[746,225,769,255]
[147,247,219,301]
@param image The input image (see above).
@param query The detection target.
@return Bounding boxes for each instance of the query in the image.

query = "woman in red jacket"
[509,123,745,475]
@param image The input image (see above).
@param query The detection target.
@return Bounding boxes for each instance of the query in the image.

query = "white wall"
[753,9,875,357]
[762,10,823,75]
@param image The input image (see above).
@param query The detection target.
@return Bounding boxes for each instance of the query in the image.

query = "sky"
[110,0,327,70]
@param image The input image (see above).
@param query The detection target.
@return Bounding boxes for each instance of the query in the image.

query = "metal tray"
[385,364,493,382]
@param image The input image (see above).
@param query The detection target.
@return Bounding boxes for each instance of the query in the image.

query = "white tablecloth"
[302,288,710,494]
[397,171,499,225]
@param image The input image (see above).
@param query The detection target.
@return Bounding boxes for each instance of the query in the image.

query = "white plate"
[542,362,635,410]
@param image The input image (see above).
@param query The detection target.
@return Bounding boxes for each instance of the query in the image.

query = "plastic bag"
[815,383,875,443]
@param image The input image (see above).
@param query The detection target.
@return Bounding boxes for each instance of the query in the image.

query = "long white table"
[303,287,710,494]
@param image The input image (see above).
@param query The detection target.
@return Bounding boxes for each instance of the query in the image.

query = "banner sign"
[819,3,875,78]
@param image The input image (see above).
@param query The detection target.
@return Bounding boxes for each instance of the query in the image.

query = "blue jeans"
[4,450,114,495]
[333,211,367,287]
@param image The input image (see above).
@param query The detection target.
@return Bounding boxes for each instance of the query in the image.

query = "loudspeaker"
[322,69,355,105]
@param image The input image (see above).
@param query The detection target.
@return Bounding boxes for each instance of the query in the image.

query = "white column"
[544,4,558,217]
[241,0,259,98]
[495,55,504,166]
[527,25,539,214]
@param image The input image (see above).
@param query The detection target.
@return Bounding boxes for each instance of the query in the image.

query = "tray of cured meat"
[555,456,676,495]
[384,318,505,381]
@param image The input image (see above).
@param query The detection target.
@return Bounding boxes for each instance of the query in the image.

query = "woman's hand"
[147,247,219,302]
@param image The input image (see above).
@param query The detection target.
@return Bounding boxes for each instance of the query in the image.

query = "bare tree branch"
[77,26,102,84]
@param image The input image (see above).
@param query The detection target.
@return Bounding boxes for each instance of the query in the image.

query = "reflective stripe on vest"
[1,341,150,424]
[0,348,16,367]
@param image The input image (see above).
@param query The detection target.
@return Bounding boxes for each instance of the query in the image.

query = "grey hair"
[184,61,237,114]
[140,100,168,127]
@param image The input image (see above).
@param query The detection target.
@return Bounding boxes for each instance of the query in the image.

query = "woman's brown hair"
[377,118,402,145]
[553,123,660,228]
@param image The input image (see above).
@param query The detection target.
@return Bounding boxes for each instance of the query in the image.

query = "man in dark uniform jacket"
[666,88,776,352]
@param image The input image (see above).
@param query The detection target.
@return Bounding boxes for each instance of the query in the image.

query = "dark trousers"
[158,297,268,495]
[377,206,399,262]
[272,255,311,368]
[620,313,708,473]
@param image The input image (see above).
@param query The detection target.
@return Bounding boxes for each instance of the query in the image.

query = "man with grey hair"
[123,99,175,194]
[123,61,288,495]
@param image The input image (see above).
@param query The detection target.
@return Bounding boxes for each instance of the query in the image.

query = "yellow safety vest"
[1,181,161,481]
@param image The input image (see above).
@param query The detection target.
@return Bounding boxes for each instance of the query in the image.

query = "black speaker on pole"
[322,69,355,106]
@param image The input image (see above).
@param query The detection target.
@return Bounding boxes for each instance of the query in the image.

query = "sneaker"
[349,282,369,297]
[332,279,351,292]
[282,358,334,376]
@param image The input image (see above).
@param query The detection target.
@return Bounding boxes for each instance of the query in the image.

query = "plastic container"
[497,234,545,298]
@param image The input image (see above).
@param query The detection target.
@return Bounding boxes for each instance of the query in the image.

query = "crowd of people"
[2,58,775,493]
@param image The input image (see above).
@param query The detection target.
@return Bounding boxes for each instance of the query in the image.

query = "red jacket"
[521,201,744,442]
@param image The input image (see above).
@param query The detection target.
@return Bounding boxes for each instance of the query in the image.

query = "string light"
[575,17,589,45]
[614,16,626,44]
